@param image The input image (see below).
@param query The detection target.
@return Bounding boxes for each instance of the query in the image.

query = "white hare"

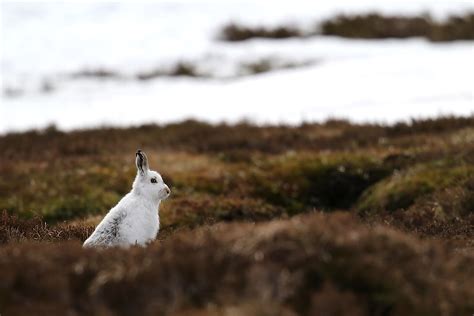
[83,150,170,248]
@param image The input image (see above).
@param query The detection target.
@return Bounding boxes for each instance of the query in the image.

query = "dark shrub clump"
[219,23,305,41]
[218,13,474,42]
[321,13,474,41]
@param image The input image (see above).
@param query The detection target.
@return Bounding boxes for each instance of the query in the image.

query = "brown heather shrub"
[219,23,304,41]
[65,58,314,83]
[1,116,474,228]
[136,62,202,80]
[1,212,473,315]
[386,116,474,136]
[1,117,472,162]
[218,13,474,42]
[1,117,474,314]
[372,176,474,243]
[408,176,474,218]
[321,14,431,39]
[0,210,93,244]
[68,63,203,82]
[433,13,474,41]
[239,58,315,76]
[69,68,122,79]
[321,13,474,41]
[365,207,474,253]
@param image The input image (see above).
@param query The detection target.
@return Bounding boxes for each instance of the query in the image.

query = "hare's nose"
[165,186,170,195]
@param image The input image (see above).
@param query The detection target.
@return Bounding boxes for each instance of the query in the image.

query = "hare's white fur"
[83,150,170,248]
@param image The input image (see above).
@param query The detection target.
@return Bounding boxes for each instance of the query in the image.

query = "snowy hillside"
[1,0,473,132]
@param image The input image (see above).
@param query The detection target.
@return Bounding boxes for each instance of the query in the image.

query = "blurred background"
[1,0,473,133]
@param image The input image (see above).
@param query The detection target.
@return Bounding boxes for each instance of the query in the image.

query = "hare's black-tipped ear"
[136,149,149,176]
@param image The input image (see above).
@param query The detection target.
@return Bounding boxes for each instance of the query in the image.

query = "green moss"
[160,194,285,232]
[356,159,474,214]
[41,190,120,222]
[0,161,133,222]
[253,154,392,213]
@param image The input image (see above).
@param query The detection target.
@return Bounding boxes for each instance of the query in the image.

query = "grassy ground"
[1,116,474,315]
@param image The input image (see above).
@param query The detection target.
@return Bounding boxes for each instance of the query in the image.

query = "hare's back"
[83,210,127,247]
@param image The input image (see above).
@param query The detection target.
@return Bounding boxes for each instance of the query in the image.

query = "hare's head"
[132,150,170,202]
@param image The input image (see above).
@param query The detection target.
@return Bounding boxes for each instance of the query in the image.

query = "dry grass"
[0,210,93,244]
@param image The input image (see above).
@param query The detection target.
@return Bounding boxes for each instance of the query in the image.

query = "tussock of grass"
[1,213,473,315]
[356,159,474,214]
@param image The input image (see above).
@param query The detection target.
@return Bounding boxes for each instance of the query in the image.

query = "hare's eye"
[150,178,157,184]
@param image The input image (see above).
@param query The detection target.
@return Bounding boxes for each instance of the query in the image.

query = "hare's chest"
[122,209,159,245]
